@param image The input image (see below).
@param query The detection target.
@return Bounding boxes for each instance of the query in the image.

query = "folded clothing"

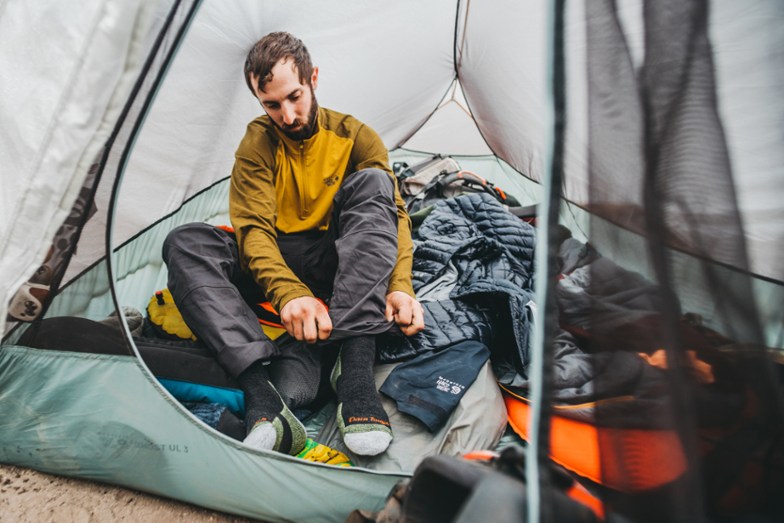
[380,340,490,431]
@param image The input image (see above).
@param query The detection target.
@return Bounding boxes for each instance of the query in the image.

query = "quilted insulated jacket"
[378,193,537,375]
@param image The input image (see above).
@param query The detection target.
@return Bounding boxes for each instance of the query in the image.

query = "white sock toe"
[344,431,392,456]
[243,422,277,451]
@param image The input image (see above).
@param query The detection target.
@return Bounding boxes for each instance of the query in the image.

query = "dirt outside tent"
[0,464,265,523]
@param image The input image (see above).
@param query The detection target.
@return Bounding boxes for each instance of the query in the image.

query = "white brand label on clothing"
[436,376,465,395]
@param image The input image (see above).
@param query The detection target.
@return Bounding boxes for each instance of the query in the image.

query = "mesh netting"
[536,0,784,520]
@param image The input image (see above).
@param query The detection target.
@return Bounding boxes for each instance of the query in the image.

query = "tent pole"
[527,0,567,521]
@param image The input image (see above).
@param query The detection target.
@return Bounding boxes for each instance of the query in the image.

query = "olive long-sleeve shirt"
[229,106,414,313]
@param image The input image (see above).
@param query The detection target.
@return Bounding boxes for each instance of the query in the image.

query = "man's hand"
[385,291,425,336]
[280,296,332,343]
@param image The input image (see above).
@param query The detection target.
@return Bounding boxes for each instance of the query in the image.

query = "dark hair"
[244,32,313,95]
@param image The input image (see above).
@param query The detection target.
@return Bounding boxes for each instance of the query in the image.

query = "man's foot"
[239,361,307,455]
[336,404,392,456]
[331,337,392,456]
[243,400,307,455]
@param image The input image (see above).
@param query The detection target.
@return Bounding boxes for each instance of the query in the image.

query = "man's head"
[244,32,319,141]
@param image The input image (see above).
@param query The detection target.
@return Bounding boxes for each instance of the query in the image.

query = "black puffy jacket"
[379,193,536,371]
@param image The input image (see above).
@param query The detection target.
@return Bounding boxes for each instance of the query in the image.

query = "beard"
[279,91,319,141]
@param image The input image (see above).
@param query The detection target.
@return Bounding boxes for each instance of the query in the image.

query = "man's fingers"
[410,301,425,333]
[282,306,306,340]
[300,303,330,343]
[399,310,424,336]
[316,308,333,341]
[280,296,330,343]
[384,301,394,322]
[394,301,413,327]
[292,319,304,341]
[385,291,426,336]
[302,316,318,343]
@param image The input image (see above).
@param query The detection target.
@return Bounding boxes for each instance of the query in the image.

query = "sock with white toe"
[238,360,306,455]
[331,336,392,456]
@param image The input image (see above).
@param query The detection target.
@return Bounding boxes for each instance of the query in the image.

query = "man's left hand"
[385,291,425,336]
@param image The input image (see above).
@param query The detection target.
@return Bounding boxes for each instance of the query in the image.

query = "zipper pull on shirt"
[299,140,307,216]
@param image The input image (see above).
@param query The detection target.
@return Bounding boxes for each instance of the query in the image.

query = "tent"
[1,0,782,521]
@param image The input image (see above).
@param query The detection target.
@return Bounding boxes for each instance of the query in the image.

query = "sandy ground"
[0,463,264,522]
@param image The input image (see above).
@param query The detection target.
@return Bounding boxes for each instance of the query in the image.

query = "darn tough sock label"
[347,416,391,427]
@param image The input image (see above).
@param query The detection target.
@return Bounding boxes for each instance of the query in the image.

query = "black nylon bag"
[350,445,600,523]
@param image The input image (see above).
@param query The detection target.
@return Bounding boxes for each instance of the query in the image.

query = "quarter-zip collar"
[273,107,326,220]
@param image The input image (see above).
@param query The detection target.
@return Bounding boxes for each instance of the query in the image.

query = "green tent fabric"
[0,347,401,522]
[2,0,782,521]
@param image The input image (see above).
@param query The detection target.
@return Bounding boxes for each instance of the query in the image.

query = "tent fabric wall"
[0,0,166,333]
[107,0,784,289]
[0,346,402,522]
[707,1,784,283]
[108,0,459,259]
[1,0,783,521]
[4,0,781,319]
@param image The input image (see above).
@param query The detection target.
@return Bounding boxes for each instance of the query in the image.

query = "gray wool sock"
[238,361,306,455]
[331,336,392,456]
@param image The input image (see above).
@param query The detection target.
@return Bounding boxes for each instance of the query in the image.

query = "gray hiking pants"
[162,168,399,409]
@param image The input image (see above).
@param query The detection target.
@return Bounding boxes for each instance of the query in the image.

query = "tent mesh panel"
[554,0,784,520]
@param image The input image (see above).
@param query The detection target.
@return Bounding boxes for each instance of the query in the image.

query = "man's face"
[254,58,319,141]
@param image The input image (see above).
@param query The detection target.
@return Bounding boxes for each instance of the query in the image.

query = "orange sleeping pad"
[502,388,688,493]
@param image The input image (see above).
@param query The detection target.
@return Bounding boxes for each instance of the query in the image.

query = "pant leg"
[265,169,398,407]
[267,336,339,411]
[162,223,277,378]
[276,230,335,301]
[327,168,399,339]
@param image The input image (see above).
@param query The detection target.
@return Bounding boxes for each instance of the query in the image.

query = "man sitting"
[163,31,424,457]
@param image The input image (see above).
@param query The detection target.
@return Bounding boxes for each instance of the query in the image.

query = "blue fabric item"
[182,401,228,429]
[158,377,245,415]
[380,340,491,432]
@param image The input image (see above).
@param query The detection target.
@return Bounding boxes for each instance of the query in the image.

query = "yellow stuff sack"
[146,288,287,341]
[147,288,196,341]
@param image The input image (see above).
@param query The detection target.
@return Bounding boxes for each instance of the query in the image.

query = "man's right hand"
[279,296,332,343]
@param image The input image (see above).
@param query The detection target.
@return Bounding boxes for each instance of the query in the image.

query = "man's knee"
[343,168,395,199]
[163,222,230,263]
[164,222,213,254]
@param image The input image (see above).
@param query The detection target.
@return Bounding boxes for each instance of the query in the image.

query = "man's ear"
[310,66,319,91]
